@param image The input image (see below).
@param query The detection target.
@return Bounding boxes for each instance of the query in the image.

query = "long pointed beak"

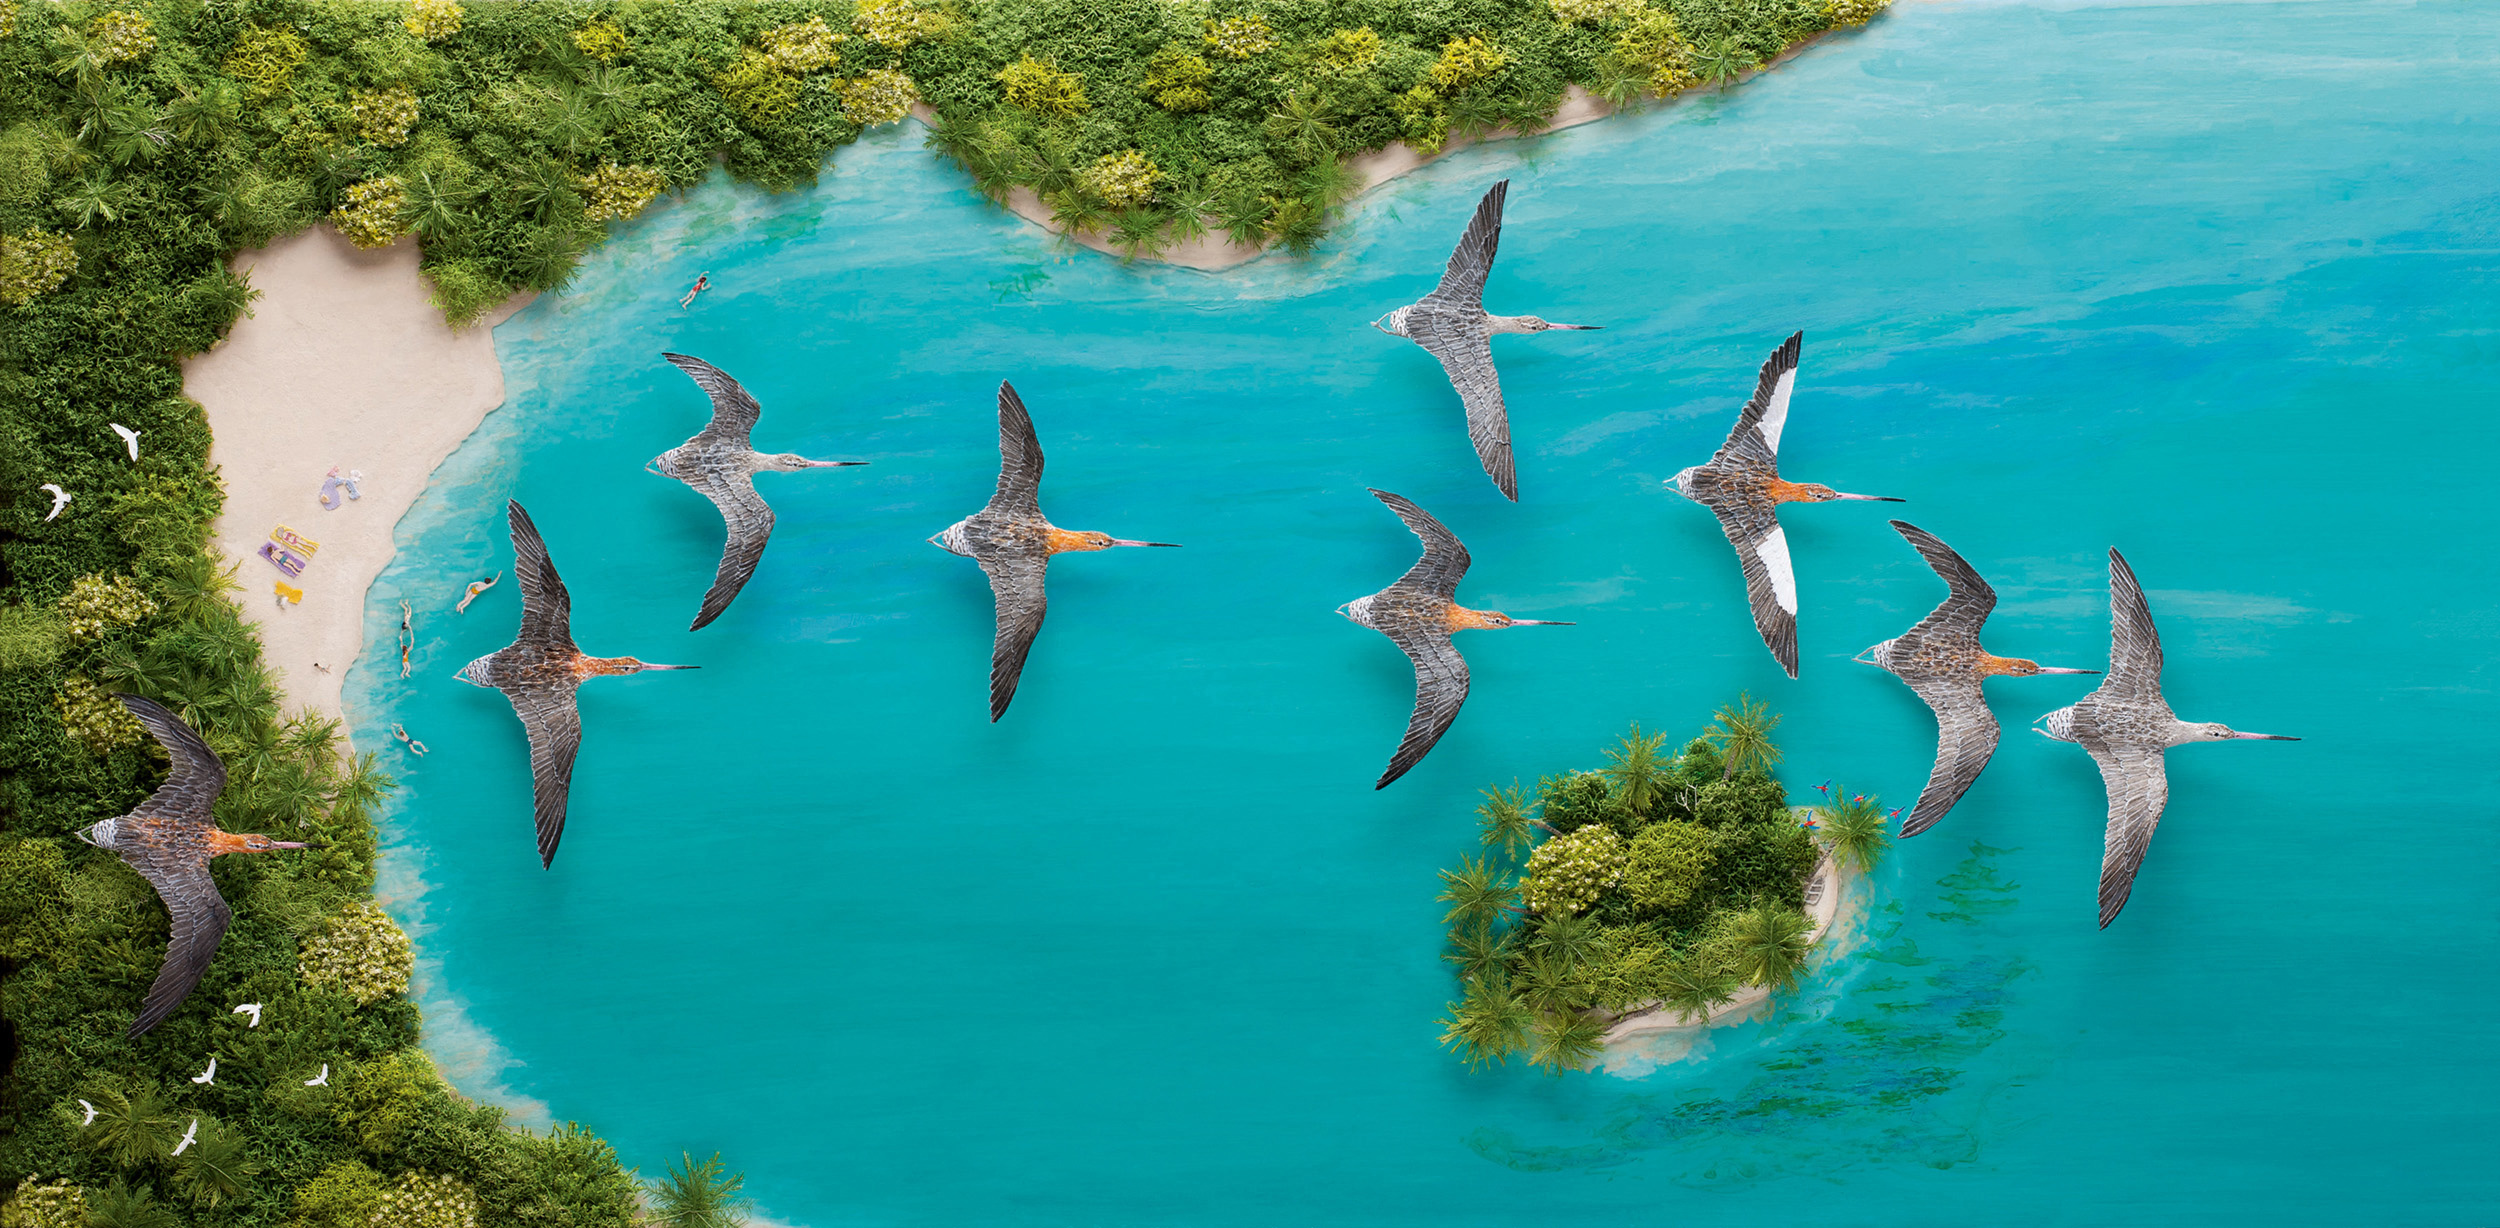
[1547,323,1601,330]
[2230,731,2299,740]
[805,460,869,468]
[1509,619,1575,626]
[1833,492,1906,502]
[271,841,312,849]
[1852,647,1879,665]
[639,664,701,671]
[2036,667,2100,674]
[1109,539,1181,548]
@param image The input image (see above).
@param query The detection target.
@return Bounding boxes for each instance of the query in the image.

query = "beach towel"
[274,581,303,605]
[258,542,310,577]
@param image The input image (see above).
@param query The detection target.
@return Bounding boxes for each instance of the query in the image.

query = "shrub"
[839,70,918,127]
[376,1171,479,1228]
[572,19,627,63]
[55,675,143,754]
[1521,824,1626,915]
[579,162,665,222]
[1553,0,1650,24]
[91,11,154,64]
[424,260,509,327]
[350,87,420,148]
[0,1179,83,1228]
[998,55,1086,118]
[714,51,802,126]
[0,3,16,40]
[1540,771,1635,836]
[1622,820,1714,913]
[0,230,74,304]
[56,573,154,640]
[0,603,64,669]
[854,0,949,49]
[1615,10,1699,94]
[760,15,838,73]
[298,901,414,1006]
[287,1160,384,1228]
[330,178,405,249]
[1318,27,1381,72]
[1429,35,1511,91]
[1204,15,1276,60]
[1082,151,1158,207]
[403,0,462,43]
[222,26,307,98]
[1142,46,1212,112]
[1828,0,1891,25]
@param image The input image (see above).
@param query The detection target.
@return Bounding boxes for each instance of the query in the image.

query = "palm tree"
[1654,951,1740,1023]
[1475,780,1546,860]
[1046,188,1108,237]
[1592,53,1650,110]
[1515,949,1589,1017]
[328,752,391,828]
[647,1151,752,1228]
[1269,195,1326,254]
[1728,900,1814,996]
[399,169,472,241]
[84,1179,179,1228]
[1527,1009,1608,1074]
[171,1116,259,1207]
[78,1084,176,1168]
[1600,722,1672,818]
[46,26,111,98]
[1436,855,1518,929]
[508,157,580,225]
[57,175,125,228]
[1815,788,1890,874]
[1528,909,1603,971]
[1439,970,1532,1069]
[1294,154,1358,208]
[1016,134,1082,200]
[1262,88,1337,165]
[1441,919,1512,983]
[1213,183,1271,248]
[1108,208,1167,262]
[165,80,241,146]
[1162,190,1211,244]
[1694,37,1753,90]
[1704,692,1782,779]
[1445,89,1505,142]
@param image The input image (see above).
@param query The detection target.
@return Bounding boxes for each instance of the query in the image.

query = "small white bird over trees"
[172,1118,198,1156]
[41,484,69,521]
[111,423,140,460]
[78,1099,97,1126]
[304,1064,329,1087]
[232,1002,262,1027]
[191,1057,216,1085]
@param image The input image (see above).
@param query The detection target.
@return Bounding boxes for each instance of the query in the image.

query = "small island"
[1436,697,1889,1073]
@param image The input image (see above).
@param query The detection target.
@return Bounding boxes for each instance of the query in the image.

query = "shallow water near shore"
[351,1,2498,1222]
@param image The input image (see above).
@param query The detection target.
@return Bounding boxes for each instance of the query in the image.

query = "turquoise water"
[350,1,2498,1223]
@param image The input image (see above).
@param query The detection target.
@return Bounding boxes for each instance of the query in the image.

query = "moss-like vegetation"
[1437,707,1842,1073]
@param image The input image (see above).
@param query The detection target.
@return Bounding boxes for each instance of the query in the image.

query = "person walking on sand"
[679,272,711,309]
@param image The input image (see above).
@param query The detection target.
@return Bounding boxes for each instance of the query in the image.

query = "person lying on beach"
[679,272,711,308]
[456,572,501,613]
[319,467,348,511]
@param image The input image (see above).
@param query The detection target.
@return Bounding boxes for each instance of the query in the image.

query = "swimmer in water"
[456,572,501,614]
[679,272,711,309]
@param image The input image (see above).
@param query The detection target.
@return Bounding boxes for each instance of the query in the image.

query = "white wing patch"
[1757,525,1798,614]
[1756,367,1796,454]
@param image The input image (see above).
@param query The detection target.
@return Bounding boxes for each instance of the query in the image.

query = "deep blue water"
[349,1,2498,1223]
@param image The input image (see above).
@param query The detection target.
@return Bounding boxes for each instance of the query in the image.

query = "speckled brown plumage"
[76,694,310,1038]
[1866,521,2096,838]
[1338,489,1571,789]
[2040,549,2297,927]
[930,382,1176,722]
[458,500,696,867]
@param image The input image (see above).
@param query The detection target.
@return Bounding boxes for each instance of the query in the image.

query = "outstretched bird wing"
[112,695,234,1037]
[684,470,775,631]
[1423,179,1506,310]
[2083,739,2169,928]
[505,501,576,656]
[1376,624,1470,790]
[1409,326,1515,501]
[1708,330,1802,473]
[1370,488,1471,599]
[1896,674,2001,838]
[1892,520,1996,642]
[976,549,1049,722]
[2103,549,2164,701]
[662,353,763,451]
[985,382,1046,519]
[1709,499,1799,678]
[501,679,584,868]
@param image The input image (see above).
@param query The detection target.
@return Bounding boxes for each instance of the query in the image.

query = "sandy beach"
[1596,845,1861,1072]
[182,227,530,736]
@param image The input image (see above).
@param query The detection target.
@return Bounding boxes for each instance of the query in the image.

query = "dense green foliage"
[1437,713,1828,1072]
